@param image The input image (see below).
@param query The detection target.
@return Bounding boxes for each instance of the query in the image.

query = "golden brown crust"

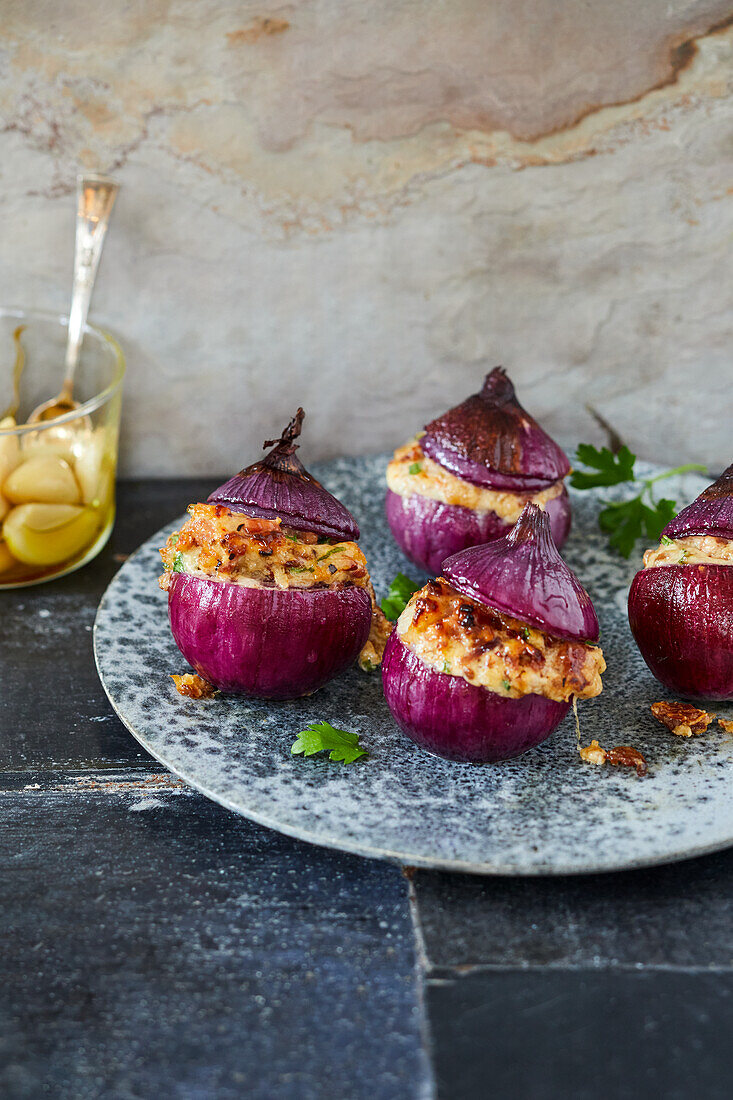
[651,700,713,738]
[159,503,368,591]
[718,718,733,734]
[170,673,217,699]
[398,577,604,702]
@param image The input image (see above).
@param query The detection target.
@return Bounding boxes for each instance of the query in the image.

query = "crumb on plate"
[651,700,712,738]
[578,739,648,777]
[171,673,217,699]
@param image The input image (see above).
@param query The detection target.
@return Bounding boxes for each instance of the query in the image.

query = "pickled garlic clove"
[73,428,108,504]
[4,454,81,505]
[20,417,94,466]
[0,490,9,523]
[0,537,15,574]
[3,502,99,565]
[0,416,21,484]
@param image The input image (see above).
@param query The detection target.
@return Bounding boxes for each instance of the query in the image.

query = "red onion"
[165,407,373,698]
[208,408,359,541]
[382,631,570,763]
[382,503,602,762]
[169,573,372,698]
[629,566,733,700]
[385,369,571,572]
[443,503,599,643]
[385,484,571,576]
[422,368,570,491]
[628,465,733,700]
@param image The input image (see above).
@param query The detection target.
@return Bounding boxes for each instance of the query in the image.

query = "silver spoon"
[29,173,119,423]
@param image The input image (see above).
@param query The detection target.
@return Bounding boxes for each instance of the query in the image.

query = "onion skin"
[168,573,371,699]
[422,367,570,490]
[662,463,733,541]
[385,485,571,575]
[207,408,360,542]
[628,564,733,700]
[382,631,570,763]
[443,502,597,645]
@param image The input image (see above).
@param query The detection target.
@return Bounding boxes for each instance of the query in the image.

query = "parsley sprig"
[570,444,706,558]
[380,572,421,619]
[291,721,368,764]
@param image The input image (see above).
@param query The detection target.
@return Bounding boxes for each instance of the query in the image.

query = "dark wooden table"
[2,480,732,1099]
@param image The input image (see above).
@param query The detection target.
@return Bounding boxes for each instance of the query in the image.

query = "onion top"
[208,408,360,541]
[421,367,570,491]
[661,463,733,542]
[441,502,599,644]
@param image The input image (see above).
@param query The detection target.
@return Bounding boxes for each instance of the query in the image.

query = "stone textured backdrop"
[0,1,731,475]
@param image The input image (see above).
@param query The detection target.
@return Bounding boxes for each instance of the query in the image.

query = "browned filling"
[398,577,604,702]
[386,438,565,519]
[159,502,369,591]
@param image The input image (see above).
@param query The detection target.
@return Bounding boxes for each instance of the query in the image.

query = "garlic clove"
[3,502,99,565]
[4,454,82,505]
[73,428,108,504]
[0,416,21,485]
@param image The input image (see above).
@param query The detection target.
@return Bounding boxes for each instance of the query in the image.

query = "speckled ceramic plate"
[94,456,733,875]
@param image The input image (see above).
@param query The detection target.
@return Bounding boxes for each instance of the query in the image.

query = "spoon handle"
[61,174,119,400]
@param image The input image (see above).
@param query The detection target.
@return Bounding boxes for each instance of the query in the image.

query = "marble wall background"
[0,1,731,476]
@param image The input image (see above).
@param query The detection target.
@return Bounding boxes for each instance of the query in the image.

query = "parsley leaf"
[572,443,707,558]
[291,721,368,764]
[408,462,422,475]
[380,572,421,619]
[644,498,676,541]
[172,551,185,573]
[570,444,636,490]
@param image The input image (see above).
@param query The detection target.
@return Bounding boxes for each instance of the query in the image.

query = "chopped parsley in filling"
[397,577,605,703]
[643,534,733,569]
[386,439,564,520]
[159,503,369,591]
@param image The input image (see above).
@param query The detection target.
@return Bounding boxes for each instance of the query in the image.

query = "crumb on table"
[718,718,733,734]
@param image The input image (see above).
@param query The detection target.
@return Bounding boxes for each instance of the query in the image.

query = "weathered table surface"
[2,479,732,1100]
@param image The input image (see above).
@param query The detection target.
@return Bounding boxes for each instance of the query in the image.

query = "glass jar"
[0,308,125,587]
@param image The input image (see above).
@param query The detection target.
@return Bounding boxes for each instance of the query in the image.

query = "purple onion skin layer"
[168,573,371,699]
[443,502,598,645]
[207,408,360,542]
[628,564,733,701]
[382,631,570,763]
[662,463,733,542]
[421,367,570,490]
[385,486,571,576]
